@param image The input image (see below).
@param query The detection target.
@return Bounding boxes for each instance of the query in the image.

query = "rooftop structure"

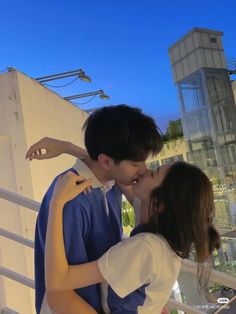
[169,28,236,232]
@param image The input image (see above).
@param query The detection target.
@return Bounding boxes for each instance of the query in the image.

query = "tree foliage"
[163,118,183,142]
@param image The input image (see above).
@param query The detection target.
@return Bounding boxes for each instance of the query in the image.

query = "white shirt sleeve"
[98,233,160,298]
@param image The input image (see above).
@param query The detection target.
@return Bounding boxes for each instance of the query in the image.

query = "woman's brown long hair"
[146,161,221,298]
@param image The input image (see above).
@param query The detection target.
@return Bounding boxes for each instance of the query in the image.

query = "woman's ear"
[97,154,113,170]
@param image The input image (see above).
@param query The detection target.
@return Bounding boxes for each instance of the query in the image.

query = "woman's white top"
[98,232,182,314]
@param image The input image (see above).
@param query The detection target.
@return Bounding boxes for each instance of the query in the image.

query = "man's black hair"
[83,104,163,162]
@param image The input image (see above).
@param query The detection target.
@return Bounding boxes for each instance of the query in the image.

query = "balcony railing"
[0,186,236,314]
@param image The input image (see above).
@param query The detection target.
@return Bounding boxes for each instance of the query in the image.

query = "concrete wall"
[169,28,226,83]
[0,69,88,313]
[14,70,88,202]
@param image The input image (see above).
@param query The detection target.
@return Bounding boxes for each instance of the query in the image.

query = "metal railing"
[0,186,236,313]
[227,57,236,71]
[1,308,20,314]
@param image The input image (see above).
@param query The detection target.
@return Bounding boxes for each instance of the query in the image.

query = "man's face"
[110,160,147,186]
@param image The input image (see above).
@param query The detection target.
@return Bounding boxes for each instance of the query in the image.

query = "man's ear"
[97,154,113,170]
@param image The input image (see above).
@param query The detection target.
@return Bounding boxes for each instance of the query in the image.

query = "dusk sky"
[1,0,236,131]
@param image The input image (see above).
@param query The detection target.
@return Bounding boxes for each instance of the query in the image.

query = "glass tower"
[169,28,236,232]
[169,27,236,308]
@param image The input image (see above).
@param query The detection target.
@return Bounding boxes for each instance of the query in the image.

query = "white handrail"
[0,187,40,212]
[2,307,20,314]
[0,228,34,248]
[0,267,34,289]
[1,187,236,314]
[214,295,236,314]
[167,298,205,314]
[182,259,236,290]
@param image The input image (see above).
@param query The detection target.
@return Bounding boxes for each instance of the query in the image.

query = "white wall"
[9,70,88,202]
[0,69,88,313]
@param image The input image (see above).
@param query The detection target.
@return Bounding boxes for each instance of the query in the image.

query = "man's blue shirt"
[34,165,122,314]
[102,225,150,314]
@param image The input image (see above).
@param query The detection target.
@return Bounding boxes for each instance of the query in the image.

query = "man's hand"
[25,137,68,161]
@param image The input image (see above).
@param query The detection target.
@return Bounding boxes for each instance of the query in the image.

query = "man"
[28,105,163,313]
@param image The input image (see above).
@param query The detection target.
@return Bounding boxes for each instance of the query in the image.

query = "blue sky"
[1,0,236,131]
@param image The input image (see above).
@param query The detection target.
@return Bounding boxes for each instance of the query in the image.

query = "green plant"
[209,283,223,293]
[122,200,135,228]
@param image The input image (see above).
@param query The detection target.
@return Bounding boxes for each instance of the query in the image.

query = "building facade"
[0,69,88,313]
[169,28,236,232]
[166,27,236,308]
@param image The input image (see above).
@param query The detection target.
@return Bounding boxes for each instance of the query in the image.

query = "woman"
[44,157,221,313]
